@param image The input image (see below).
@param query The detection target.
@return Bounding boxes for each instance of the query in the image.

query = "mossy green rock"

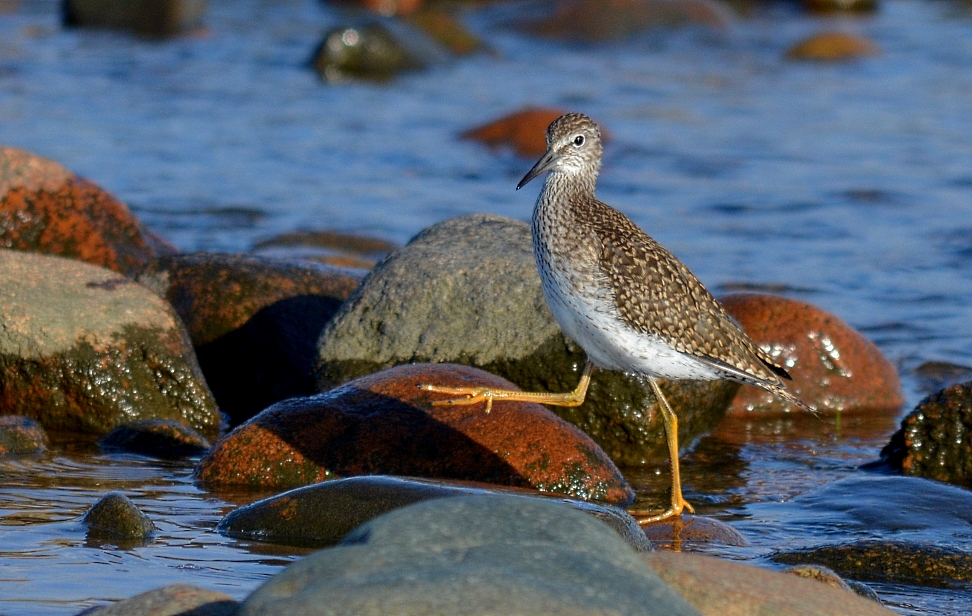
[0,249,220,436]
[881,381,972,486]
[315,214,736,466]
[82,492,156,540]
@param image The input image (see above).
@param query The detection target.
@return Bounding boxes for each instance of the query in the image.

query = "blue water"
[2,0,972,613]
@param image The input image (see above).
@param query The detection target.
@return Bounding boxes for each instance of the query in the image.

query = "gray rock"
[217,475,652,552]
[0,249,221,437]
[315,214,736,466]
[80,584,237,616]
[82,492,156,541]
[239,494,700,616]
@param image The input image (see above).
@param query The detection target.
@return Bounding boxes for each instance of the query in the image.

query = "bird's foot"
[628,497,694,525]
[417,383,499,413]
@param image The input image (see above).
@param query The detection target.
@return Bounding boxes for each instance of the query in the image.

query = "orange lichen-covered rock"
[720,293,902,415]
[0,146,174,275]
[461,108,575,158]
[786,32,879,62]
[196,363,634,505]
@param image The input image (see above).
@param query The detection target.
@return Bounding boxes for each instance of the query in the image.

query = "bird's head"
[517,113,603,190]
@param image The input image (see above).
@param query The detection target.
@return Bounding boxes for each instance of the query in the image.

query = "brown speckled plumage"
[524,113,811,411]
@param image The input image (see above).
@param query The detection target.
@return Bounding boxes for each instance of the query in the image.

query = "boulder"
[720,293,902,415]
[237,495,701,616]
[881,381,972,486]
[0,249,220,436]
[0,415,49,455]
[0,146,174,274]
[136,253,363,423]
[196,363,633,504]
[217,475,651,551]
[316,214,737,466]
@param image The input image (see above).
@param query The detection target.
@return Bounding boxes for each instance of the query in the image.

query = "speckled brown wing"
[586,199,788,387]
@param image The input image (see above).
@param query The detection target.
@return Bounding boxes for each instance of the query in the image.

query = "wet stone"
[881,381,972,487]
[0,146,175,275]
[81,584,238,616]
[82,492,157,541]
[785,32,880,62]
[237,495,699,616]
[0,249,220,436]
[310,22,425,83]
[643,551,896,616]
[217,475,651,552]
[461,108,574,158]
[783,564,883,604]
[720,293,902,415]
[196,363,634,504]
[136,253,363,424]
[641,514,747,551]
[0,415,49,455]
[99,419,211,459]
[316,214,737,466]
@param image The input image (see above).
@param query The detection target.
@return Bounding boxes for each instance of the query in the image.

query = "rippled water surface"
[2,0,972,613]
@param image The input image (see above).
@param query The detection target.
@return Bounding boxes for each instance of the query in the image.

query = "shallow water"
[2,0,972,613]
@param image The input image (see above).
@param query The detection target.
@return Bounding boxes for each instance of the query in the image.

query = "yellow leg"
[419,361,596,413]
[628,377,694,524]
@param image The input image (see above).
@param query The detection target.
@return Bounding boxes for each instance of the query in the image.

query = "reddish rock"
[406,8,483,56]
[786,32,879,62]
[720,293,902,415]
[0,415,49,455]
[196,363,634,505]
[0,146,174,275]
[643,551,896,615]
[137,253,364,424]
[461,108,573,158]
[522,0,733,42]
[640,514,747,550]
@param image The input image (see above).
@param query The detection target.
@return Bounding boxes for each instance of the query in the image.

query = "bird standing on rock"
[422,113,815,522]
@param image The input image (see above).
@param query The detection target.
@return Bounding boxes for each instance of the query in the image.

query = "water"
[1,0,972,612]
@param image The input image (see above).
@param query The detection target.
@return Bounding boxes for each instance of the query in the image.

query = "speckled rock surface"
[0,415,49,455]
[136,253,363,423]
[99,419,211,459]
[217,475,651,551]
[316,214,738,466]
[644,551,896,615]
[82,584,238,616]
[720,293,902,415]
[0,249,220,436]
[0,146,174,275]
[521,0,733,41]
[238,495,699,616]
[82,492,156,540]
[881,382,972,486]
[783,564,882,604]
[197,363,633,504]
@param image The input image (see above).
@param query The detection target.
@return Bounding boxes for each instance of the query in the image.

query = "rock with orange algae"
[196,363,634,505]
[786,32,879,62]
[720,293,902,415]
[137,253,364,424]
[643,551,897,616]
[461,108,574,158]
[0,146,174,275]
[0,416,49,455]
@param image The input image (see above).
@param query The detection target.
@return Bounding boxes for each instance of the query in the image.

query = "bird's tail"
[766,384,819,417]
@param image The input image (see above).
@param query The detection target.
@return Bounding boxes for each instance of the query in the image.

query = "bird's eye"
[573,135,585,147]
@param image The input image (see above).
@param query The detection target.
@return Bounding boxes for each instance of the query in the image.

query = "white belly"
[539,259,721,382]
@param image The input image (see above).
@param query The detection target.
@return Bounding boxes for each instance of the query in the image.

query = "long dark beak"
[516,149,559,190]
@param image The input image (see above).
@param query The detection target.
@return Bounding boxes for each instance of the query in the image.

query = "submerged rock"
[237,495,699,616]
[136,253,363,424]
[461,108,573,158]
[644,551,896,615]
[0,146,174,275]
[82,492,156,541]
[721,293,902,415]
[310,22,426,82]
[217,475,651,552]
[316,214,737,466]
[881,381,972,486]
[785,32,879,62]
[641,514,747,550]
[99,419,211,459]
[196,363,634,504]
[521,0,733,41]
[0,415,49,455]
[0,250,220,436]
[81,584,237,616]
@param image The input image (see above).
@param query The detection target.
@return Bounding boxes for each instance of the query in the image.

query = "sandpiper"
[423,113,814,522]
